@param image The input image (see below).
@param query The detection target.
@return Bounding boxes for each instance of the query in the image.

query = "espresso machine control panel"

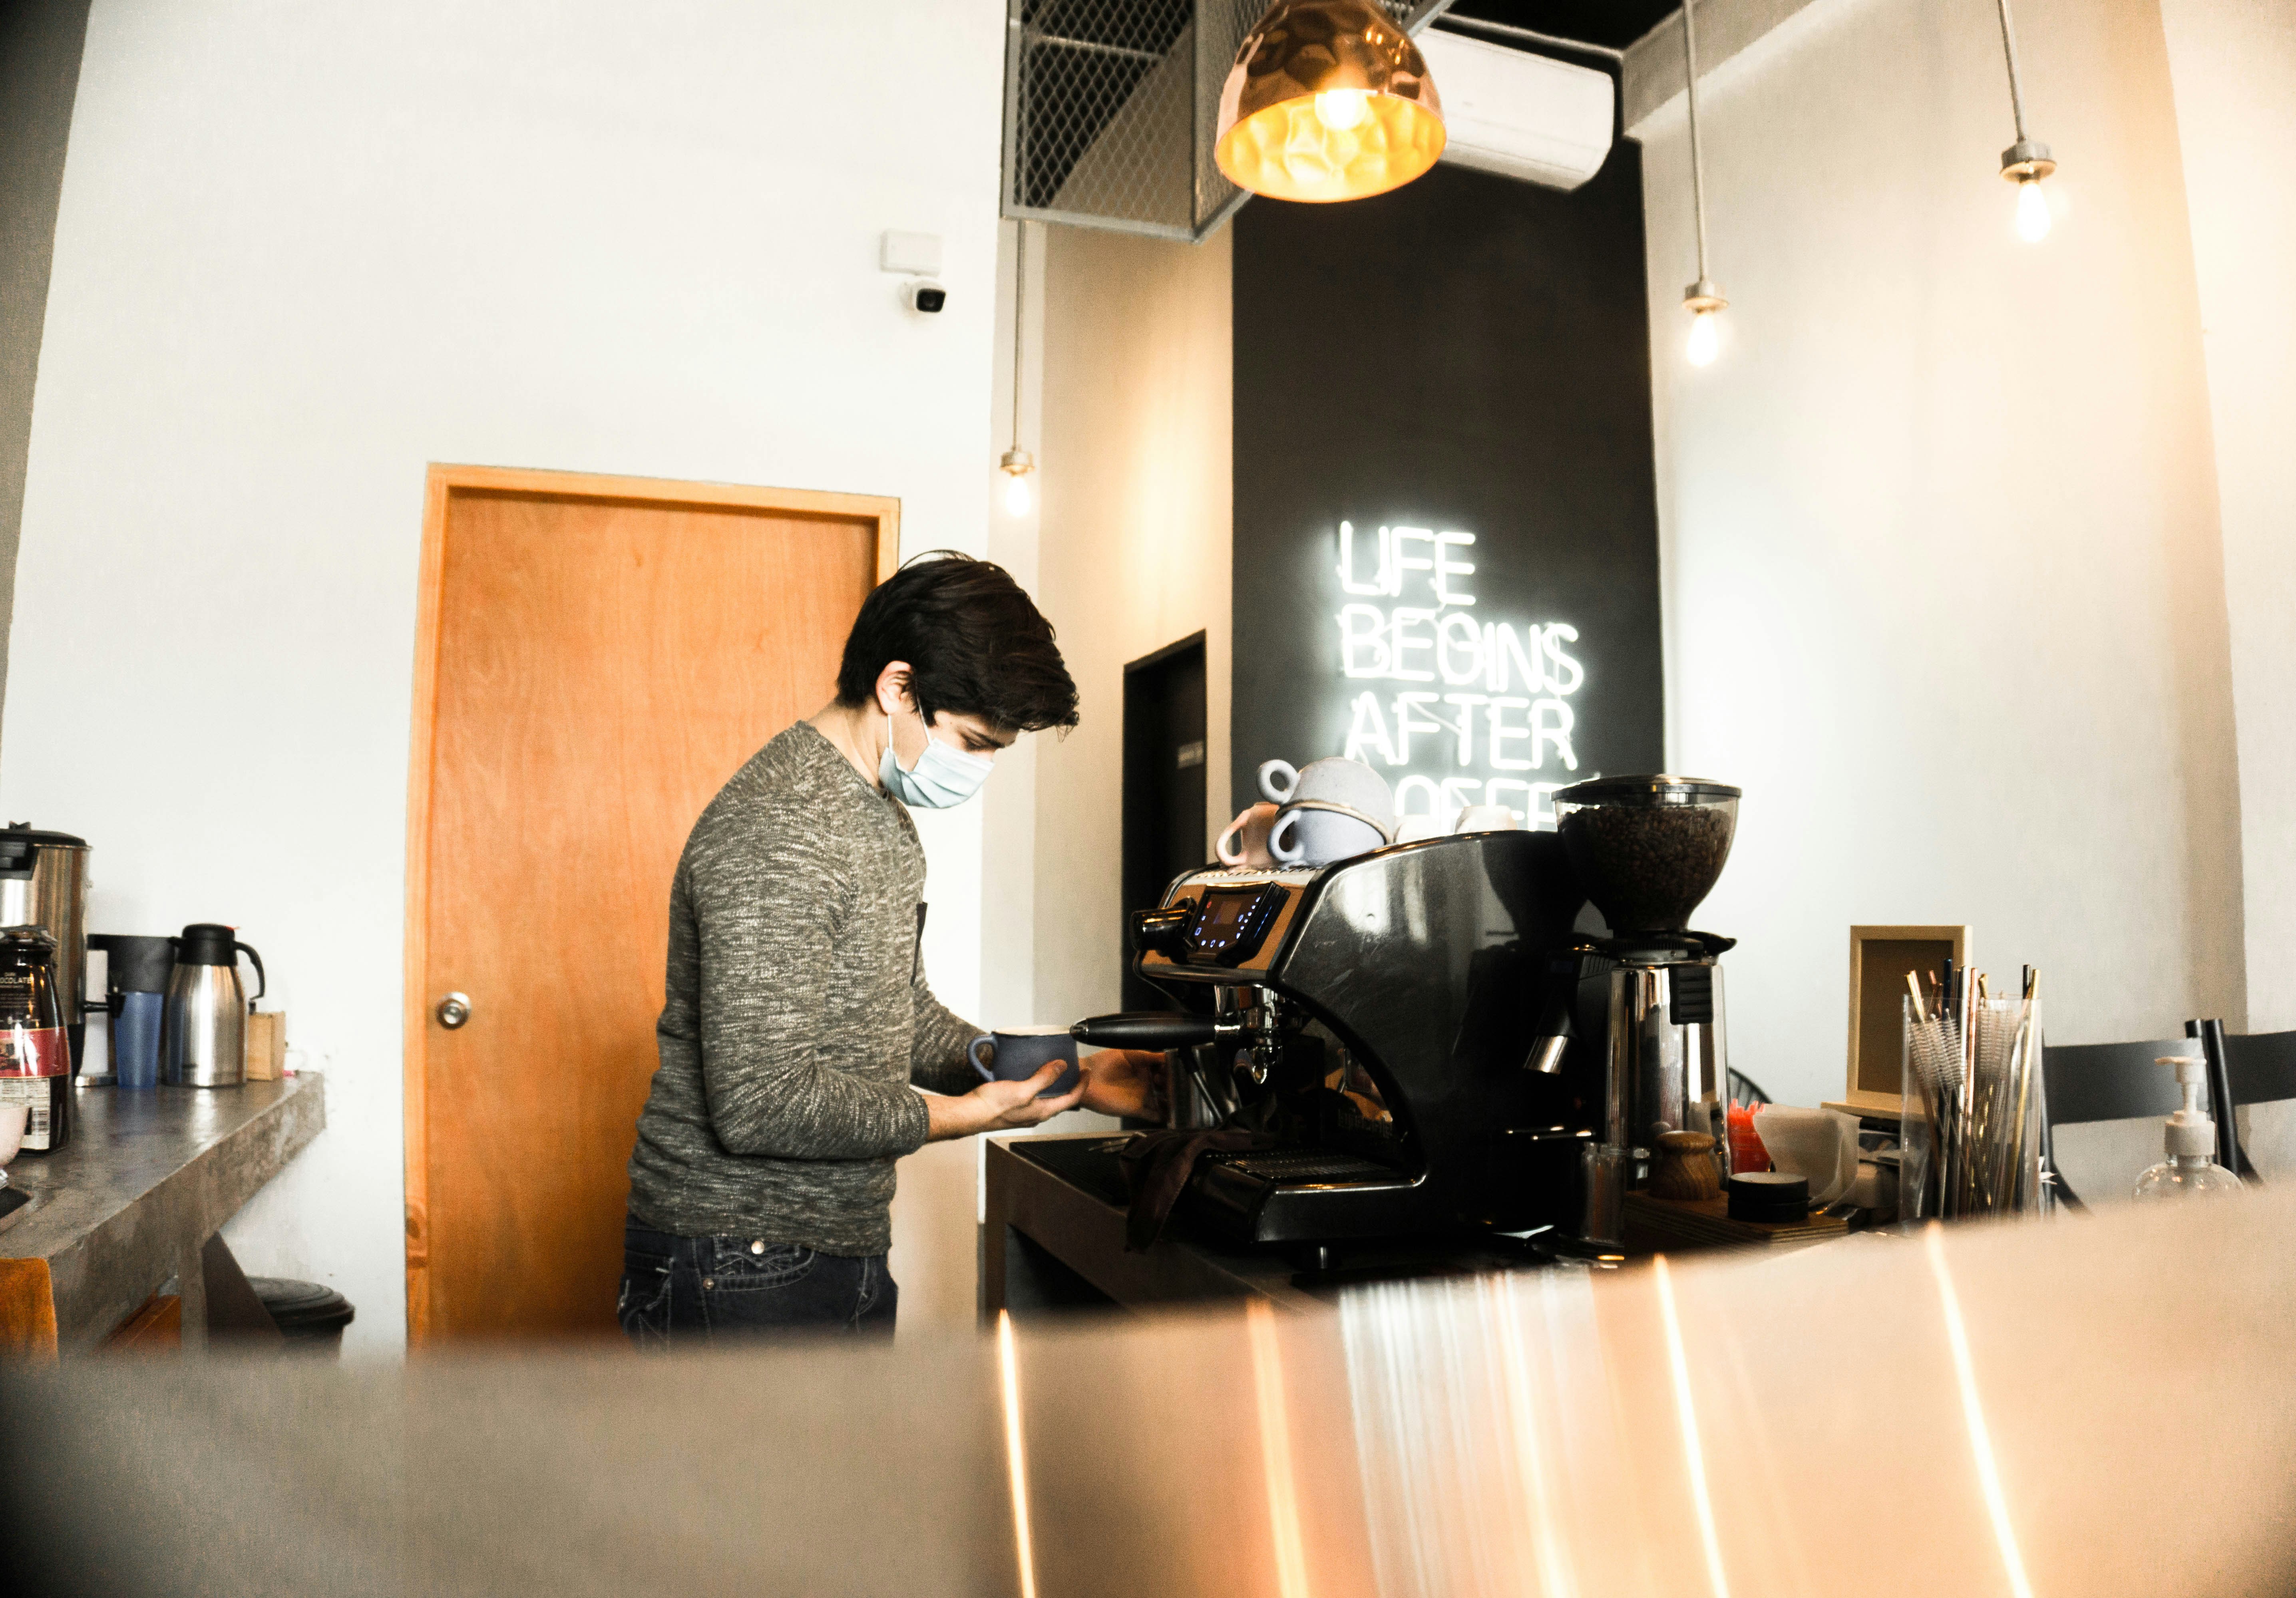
[1132,869,1313,975]
[1135,883,1284,966]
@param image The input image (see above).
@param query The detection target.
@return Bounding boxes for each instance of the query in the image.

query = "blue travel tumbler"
[89,934,177,1091]
[115,990,163,1090]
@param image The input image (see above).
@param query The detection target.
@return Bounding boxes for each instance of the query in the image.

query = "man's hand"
[1079,1049,1167,1121]
[925,1061,1085,1142]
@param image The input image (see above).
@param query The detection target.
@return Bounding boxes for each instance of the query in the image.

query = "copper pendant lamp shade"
[1214,0,1446,204]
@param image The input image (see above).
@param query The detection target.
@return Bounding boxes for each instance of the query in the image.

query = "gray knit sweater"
[625,721,981,1255]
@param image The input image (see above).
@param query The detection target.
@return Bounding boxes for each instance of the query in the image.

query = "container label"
[0,1026,66,1077]
[0,1076,52,1151]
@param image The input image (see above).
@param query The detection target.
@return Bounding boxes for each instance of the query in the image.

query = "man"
[621,551,1160,1343]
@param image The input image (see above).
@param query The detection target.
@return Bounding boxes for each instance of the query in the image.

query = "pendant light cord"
[1010,221,1027,452]
[1993,0,2031,142]
[1683,0,1712,283]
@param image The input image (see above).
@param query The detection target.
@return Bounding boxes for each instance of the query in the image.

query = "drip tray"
[1209,1149,1402,1186]
[1010,1136,1135,1210]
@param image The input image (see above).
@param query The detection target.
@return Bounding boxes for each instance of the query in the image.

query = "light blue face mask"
[879,706,994,809]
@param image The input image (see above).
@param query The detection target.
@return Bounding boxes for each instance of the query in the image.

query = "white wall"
[1034,222,1235,1024]
[7,0,1012,1355]
[2155,0,2296,1035]
[1634,0,2245,1109]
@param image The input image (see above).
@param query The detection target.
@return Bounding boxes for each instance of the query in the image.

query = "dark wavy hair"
[835,551,1079,733]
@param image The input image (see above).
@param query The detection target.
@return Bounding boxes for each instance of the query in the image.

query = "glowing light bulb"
[1314,88,1370,131]
[1685,308,1720,367]
[1003,469,1033,517]
[2015,177,2052,242]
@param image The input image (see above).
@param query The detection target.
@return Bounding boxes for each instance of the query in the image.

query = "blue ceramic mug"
[969,1026,1081,1100]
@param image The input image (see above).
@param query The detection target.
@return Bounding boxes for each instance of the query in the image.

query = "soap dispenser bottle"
[2133,1054,2242,1202]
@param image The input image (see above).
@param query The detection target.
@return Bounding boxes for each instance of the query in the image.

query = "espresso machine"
[1074,830,1595,1245]
[1532,777,1743,1243]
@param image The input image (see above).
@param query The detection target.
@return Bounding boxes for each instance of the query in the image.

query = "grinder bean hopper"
[1532,775,1742,1246]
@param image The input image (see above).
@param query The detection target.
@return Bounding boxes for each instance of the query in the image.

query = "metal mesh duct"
[1002,1,1445,242]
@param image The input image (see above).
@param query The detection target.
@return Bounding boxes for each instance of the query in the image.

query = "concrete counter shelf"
[0,1074,325,1354]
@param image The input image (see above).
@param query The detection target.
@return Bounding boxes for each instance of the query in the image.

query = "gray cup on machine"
[969,1026,1081,1099]
[1259,757,1397,868]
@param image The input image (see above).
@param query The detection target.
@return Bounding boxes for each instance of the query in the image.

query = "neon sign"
[1329,521,1588,829]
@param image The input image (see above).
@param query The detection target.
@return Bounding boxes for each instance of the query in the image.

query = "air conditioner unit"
[1417,28,1615,192]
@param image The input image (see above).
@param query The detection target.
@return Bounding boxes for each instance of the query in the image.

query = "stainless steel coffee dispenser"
[1534,777,1743,1244]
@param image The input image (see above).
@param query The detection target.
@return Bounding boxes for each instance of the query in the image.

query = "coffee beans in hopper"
[1558,803,1735,934]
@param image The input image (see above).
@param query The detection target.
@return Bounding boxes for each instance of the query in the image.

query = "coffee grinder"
[1530,776,1742,1245]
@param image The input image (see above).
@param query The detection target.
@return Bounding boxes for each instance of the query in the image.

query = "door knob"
[436,992,472,1030]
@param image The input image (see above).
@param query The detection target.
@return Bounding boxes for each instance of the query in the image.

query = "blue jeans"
[617,1217,897,1347]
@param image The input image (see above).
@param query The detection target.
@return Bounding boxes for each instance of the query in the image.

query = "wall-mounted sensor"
[905,280,947,314]
[880,230,943,277]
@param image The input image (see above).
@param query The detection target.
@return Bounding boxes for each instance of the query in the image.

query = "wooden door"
[404,465,897,1344]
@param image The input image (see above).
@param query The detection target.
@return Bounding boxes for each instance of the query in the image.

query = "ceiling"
[1439,0,1681,54]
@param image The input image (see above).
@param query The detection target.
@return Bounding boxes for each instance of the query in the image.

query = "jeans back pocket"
[707,1239,814,1291]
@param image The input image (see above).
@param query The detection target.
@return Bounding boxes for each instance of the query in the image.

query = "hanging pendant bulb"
[1679,1,1729,371]
[997,221,1035,520]
[2004,139,2056,242]
[1000,448,1035,518]
[1992,0,2059,246]
[1684,280,1726,368]
[1214,0,1446,204]
[1685,310,1720,367]
[2013,175,2051,242]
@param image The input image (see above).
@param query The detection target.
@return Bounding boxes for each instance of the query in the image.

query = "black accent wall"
[1230,149,1664,826]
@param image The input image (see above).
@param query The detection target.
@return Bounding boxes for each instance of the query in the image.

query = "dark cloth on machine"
[1116,1130,1272,1251]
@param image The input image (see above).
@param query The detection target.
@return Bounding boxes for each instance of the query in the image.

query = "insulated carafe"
[163,924,265,1088]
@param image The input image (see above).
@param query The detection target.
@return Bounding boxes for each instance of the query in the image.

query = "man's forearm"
[909,985,984,1097]
[923,1091,986,1143]
[707,1055,933,1159]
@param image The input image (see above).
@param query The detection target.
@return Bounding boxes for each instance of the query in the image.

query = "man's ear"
[873,661,915,715]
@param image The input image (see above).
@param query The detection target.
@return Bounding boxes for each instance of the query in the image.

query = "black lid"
[1555,775,1741,804]
[89,933,177,993]
[1726,1170,1810,1223]
[0,823,89,848]
[0,824,88,876]
[249,1278,356,1334]
[176,923,240,965]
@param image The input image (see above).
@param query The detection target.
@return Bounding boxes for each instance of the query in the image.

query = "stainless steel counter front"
[7,1175,2294,1595]
[0,1074,325,1350]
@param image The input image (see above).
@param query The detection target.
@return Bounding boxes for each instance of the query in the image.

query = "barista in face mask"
[622,552,1164,1347]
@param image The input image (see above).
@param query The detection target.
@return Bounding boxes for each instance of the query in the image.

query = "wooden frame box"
[1832,924,1970,1119]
